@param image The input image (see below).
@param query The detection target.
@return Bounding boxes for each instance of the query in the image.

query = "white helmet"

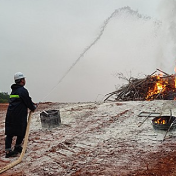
[14,72,25,81]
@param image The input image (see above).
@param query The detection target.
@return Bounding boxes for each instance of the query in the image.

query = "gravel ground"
[1,100,176,176]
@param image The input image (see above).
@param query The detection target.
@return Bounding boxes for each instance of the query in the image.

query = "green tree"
[0,92,9,103]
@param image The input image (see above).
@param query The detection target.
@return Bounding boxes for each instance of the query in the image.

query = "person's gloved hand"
[32,103,38,112]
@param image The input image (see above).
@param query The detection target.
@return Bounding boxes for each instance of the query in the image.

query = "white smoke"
[157,0,176,74]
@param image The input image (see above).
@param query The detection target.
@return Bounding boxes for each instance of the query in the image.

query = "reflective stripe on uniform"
[10,95,20,98]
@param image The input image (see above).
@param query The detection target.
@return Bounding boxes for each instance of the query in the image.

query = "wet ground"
[1,101,176,176]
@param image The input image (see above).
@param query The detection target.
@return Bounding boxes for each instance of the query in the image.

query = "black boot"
[14,146,23,153]
[5,150,18,158]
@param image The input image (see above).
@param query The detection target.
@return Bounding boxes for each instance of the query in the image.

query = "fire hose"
[0,111,33,174]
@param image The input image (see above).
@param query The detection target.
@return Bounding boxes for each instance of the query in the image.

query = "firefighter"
[5,72,36,158]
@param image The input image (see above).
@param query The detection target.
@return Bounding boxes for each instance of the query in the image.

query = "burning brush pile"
[104,69,176,102]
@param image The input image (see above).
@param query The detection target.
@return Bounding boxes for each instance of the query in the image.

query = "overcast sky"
[1,0,176,102]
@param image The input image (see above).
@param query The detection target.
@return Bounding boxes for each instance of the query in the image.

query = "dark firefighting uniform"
[5,84,36,150]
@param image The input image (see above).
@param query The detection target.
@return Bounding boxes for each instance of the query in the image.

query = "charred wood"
[104,69,176,102]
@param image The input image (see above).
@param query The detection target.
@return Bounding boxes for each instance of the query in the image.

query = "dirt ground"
[1,101,176,176]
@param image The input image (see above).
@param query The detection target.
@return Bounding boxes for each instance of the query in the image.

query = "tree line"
[0,92,9,103]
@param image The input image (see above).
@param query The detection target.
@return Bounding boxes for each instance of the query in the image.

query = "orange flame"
[174,66,176,73]
[145,68,176,100]
[146,75,166,100]
[174,66,176,88]
[154,118,167,124]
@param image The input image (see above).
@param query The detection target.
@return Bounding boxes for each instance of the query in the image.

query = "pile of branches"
[104,69,176,102]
